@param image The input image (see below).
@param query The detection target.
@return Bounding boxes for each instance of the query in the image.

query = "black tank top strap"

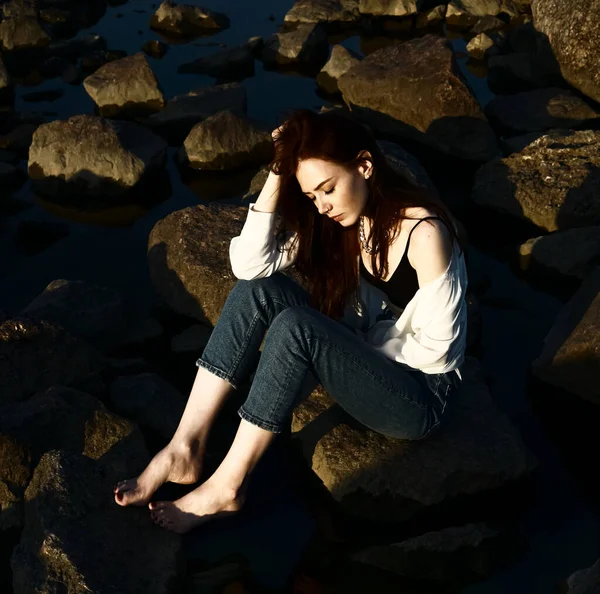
[405,216,449,248]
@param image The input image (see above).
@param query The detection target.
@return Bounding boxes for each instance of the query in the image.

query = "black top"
[359,217,451,309]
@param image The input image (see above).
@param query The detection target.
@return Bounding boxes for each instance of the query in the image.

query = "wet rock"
[28,114,167,197]
[338,35,499,161]
[560,557,600,594]
[0,386,147,531]
[472,129,600,231]
[0,16,51,52]
[83,52,165,118]
[21,279,126,351]
[485,88,600,137]
[150,0,230,37]
[316,44,361,94]
[148,203,246,324]
[261,22,329,69]
[145,82,247,145]
[10,449,184,594]
[15,220,70,255]
[47,33,106,61]
[415,4,446,28]
[531,0,600,104]
[178,40,256,80]
[179,110,271,170]
[80,49,128,75]
[467,31,505,59]
[142,39,169,58]
[22,88,65,102]
[0,162,25,189]
[291,357,537,522]
[171,324,212,353]
[359,0,419,17]
[518,227,600,282]
[0,317,106,406]
[284,0,360,25]
[532,268,600,405]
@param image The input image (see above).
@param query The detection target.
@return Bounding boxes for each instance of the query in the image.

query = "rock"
[28,114,167,198]
[179,110,271,170]
[472,129,600,231]
[0,123,37,156]
[532,268,600,405]
[83,52,165,118]
[531,0,600,104]
[109,373,187,443]
[316,44,361,94]
[0,56,12,100]
[150,0,230,36]
[261,22,329,69]
[0,317,106,406]
[1,0,37,19]
[499,131,542,155]
[485,88,600,136]
[10,449,183,594]
[148,203,246,324]
[0,386,147,531]
[178,41,255,80]
[358,0,418,16]
[39,7,72,24]
[415,4,446,28]
[47,33,106,61]
[449,0,518,20]
[446,1,479,28]
[487,51,563,93]
[0,162,25,189]
[284,0,360,25]
[145,82,246,145]
[0,16,51,52]
[291,357,536,522]
[21,279,126,351]
[337,35,499,161]
[466,31,504,59]
[560,558,600,594]
[471,14,506,33]
[142,39,169,58]
[80,49,128,75]
[518,227,600,282]
[171,324,212,353]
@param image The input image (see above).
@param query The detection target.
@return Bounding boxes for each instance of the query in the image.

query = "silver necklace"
[359,215,388,254]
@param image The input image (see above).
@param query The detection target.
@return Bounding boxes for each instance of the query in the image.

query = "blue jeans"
[196,273,463,440]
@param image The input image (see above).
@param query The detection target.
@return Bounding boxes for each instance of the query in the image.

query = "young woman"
[113,109,468,534]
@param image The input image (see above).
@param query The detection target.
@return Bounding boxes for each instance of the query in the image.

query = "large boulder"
[0,386,148,531]
[11,449,184,594]
[179,110,271,170]
[150,0,229,36]
[83,52,165,118]
[28,114,167,198]
[531,0,600,104]
[0,317,106,406]
[284,0,360,24]
[316,44,361,94]
[291,357,536,523]
[0,16,50,52]
[532,268,600,405]
[472,129,600,232]
[338,35,499,162]
[261,22,329,70]
[359,0,419,17]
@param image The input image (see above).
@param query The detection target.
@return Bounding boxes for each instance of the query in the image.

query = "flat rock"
[561,557,600,594]
[145,82,247,145]
[472,129,600,231]
[83,52,165,118]
[261,22,329,69]
[11,449,184,594]
[28,114,167,197]
[0,16,51,52]
[284,0,360,24]
[21,279,126,351]
[338,35,499,161]
[291,357,537,522]
[532,268,600,405]
[0,317,106,406]
[316,44,361,94]
[531,0,600,104]
[179,110,271,170]
[150,0,229,36]
[518,227,600,281]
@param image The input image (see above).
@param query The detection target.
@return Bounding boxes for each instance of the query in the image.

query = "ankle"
[168,437,205,457]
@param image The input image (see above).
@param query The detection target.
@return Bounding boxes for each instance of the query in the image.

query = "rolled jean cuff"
[238,405,283,434]
[195,357,239,390]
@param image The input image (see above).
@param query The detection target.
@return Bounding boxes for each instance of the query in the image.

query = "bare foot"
[148,478,245,534]
[113,442,203,507]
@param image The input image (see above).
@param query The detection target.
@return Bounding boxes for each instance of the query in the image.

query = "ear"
[356,150,373,178]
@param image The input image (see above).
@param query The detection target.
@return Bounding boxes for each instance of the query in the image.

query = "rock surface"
[284,0,360,24]
[533,268,600,405]
[415,4,446,28]
[150,0,229,36]
[316,44,361,94]
[83,52,165,118]
[561,557,600,594]
[0,56,11,98]
[261,22,329,69]
[291,357,537,522]
[338,35,499,161]
[0,16,50,52]
[472,129,600,231]
[358,0,419,16]
[28,114,167,197]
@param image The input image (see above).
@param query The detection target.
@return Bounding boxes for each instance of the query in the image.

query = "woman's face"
[295,156,372,227]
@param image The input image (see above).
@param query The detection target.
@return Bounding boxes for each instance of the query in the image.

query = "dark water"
[1,1,599,592]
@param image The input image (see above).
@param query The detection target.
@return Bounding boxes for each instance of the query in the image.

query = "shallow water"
[1,1,599,591]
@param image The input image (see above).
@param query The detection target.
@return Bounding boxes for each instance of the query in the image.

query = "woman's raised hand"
[271,124,285,142]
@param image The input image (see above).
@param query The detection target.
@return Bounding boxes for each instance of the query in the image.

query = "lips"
[332,213,343,221]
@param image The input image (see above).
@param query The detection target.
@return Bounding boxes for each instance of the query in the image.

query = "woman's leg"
[114,273,312,506]
[149,303,460,533]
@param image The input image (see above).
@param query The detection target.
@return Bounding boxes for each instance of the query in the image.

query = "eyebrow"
[302,177,334,194]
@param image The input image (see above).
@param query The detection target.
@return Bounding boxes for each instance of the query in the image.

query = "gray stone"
[338,35,499,161]
[561,557,600,594]
[285,0,360,24]
[316,44,361,94]
[150,0,229,36]
[171,324,212,353]
[179,110,271,170]
[28,114,167,198]
[261,22,329,69]
[472,129,600,231]
[83,52,165,118]
[533,268,600,405]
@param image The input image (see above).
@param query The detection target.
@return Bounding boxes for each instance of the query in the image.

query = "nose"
[316,197,331,216]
